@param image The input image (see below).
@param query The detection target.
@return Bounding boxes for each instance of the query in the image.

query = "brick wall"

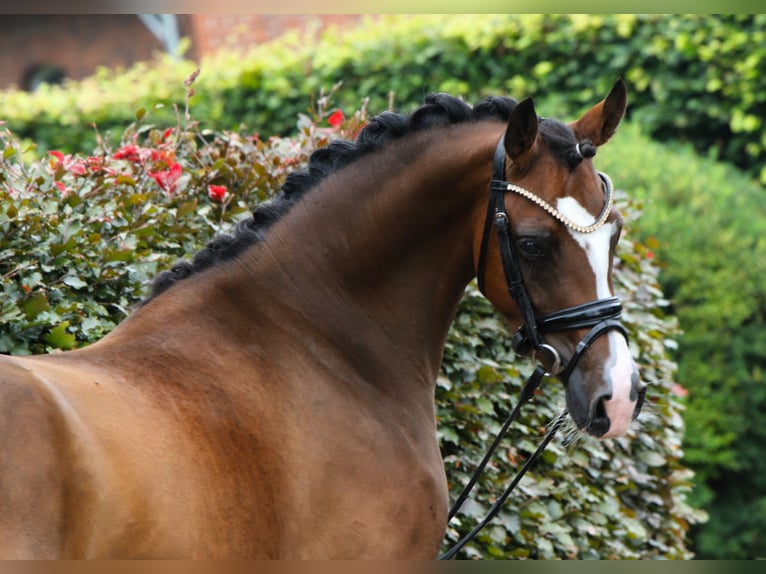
[0,14,363,91]
[0,15,161,90]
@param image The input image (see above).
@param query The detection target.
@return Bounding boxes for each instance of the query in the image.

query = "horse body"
[0,82,640,558]
[0,264,450,558]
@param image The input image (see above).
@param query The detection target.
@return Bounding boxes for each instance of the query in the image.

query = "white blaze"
[557,197,636,438]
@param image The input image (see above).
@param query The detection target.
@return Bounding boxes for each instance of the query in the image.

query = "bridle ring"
[534,343,563,377]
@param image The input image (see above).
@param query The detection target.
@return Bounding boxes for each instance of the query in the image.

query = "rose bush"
[0,79,367,353]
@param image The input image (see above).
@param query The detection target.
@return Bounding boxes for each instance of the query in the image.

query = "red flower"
[54,181,68,194]
[48,150,87,176]
[112,144,142,162]
[48,150,65,163]
[150,148,175,165]
[207,184,228,202]
[328,109,345,128]
[86,156,104,172]
[646,250,654,259]
[67,160,87,176]
[148,162,183,195]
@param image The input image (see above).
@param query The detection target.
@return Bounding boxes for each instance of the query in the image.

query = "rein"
[439,138,627,559]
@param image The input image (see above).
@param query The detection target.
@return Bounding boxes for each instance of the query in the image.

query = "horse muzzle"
[565,350,645,438]
[513,301,643,439]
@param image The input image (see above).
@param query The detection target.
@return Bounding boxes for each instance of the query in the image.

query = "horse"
[0,79,642,559]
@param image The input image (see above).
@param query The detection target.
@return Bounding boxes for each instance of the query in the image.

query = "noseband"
[477,138,627,379]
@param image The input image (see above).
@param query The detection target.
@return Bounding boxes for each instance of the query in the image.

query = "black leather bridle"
[476,137,628,379]
[440,138,629,559]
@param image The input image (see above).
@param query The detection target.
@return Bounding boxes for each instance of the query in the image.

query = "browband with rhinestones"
[490,172,614,234]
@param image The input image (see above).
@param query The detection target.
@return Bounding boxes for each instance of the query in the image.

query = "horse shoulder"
[0,357,71,558]
[0,353,194,558]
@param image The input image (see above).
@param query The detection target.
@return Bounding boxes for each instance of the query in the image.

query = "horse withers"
[0,79,642,558]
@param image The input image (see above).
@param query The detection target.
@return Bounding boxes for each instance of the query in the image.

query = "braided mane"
[146,93,586,301]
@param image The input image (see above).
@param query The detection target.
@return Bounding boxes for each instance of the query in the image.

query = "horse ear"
[572,78,628,146]
[504,97,538,171]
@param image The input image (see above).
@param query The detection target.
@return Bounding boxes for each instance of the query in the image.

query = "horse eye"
[517,237,547,259]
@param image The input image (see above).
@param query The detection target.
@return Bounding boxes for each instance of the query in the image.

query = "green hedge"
[3,15,766,184]
[1,89,697,557]
[597,124,766,559]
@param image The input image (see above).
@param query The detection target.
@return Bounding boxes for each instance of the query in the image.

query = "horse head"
[477,79,644,438]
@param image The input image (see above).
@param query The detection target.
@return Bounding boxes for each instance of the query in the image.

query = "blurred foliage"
[598,124,766,559]
[2,15,766,185]
[0,80,698,557]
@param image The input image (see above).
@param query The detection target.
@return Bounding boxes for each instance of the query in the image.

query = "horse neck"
[241,123,501,387]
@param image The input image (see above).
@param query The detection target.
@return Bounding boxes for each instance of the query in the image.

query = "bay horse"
[0,79,642,559]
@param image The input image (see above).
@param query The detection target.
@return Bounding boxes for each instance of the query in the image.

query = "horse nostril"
[594,395,608,419]
[588,395,611,437]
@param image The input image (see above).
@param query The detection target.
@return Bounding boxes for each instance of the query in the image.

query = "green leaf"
[63,275,88,290]
[637,450,667,468]
[45,321,76,350]
[177,199,198,218]
[21,291,50,320]
[116,174,137,186]
[50,237,77,256]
